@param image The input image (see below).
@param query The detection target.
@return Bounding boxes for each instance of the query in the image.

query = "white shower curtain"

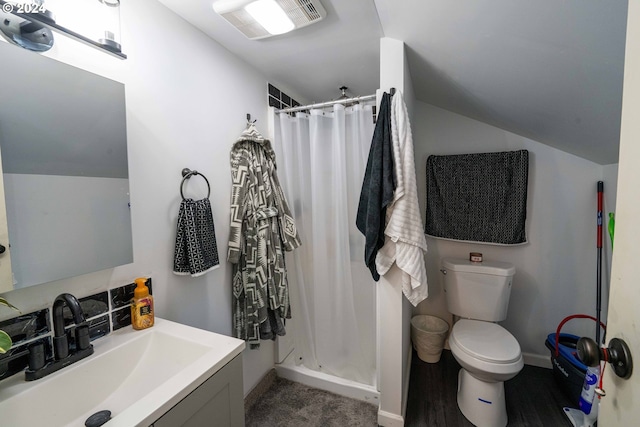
[274,103,377,386]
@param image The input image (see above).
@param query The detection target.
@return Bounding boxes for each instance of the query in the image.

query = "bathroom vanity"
[151,354,243,427]
[0,318,245,426]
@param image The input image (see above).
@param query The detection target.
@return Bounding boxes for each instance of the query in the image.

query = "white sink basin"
[0,318,245,426]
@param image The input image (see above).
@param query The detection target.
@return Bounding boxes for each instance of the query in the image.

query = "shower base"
[274,352,379,406]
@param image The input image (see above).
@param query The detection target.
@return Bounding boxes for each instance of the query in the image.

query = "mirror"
[0,41,132,291]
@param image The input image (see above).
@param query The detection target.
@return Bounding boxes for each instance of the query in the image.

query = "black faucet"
[25,293,94,381]
[52,293,90,359]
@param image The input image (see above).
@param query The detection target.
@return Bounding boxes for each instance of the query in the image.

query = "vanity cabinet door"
[152,354,244,427]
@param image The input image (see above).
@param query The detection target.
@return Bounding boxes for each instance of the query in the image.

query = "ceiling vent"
[213,0,326,40]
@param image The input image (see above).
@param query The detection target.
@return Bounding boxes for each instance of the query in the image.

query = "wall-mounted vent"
[213,0,326,40]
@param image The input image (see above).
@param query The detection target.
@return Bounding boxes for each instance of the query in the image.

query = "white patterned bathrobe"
[228,129,301,349]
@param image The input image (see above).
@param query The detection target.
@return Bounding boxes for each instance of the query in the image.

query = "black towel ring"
[180,168,211,200]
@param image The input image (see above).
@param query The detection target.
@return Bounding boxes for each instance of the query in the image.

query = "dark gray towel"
[173,198,220,276]
[425,150,529,244]
[356,92,396,281]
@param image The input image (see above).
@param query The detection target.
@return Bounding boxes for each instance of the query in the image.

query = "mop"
[563,181,605,427]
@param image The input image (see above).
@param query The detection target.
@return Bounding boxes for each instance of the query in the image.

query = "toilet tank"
[441,257,516,322]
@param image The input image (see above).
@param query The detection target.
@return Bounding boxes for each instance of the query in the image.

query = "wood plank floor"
[405,350,577,426]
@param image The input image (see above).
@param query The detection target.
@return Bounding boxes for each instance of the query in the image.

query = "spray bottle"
[578,365,600,415]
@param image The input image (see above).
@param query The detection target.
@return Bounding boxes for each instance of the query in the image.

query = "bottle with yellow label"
[131,277,154,330]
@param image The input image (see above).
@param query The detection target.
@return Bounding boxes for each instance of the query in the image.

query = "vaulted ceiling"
[157,0,628,165]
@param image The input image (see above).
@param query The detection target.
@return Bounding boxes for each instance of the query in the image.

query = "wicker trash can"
[411,315,449,363]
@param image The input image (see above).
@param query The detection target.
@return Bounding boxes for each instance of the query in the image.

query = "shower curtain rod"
[276,93,377,114]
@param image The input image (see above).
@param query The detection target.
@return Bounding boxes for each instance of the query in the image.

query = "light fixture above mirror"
[213,0,326,40]
[0,0,126,58]
[0,0,54,52]
[97,0,121,52]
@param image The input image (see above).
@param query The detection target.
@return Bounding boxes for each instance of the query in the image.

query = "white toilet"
[441,257,524,427]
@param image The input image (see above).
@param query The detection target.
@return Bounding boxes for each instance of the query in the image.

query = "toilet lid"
[451,319,521,364]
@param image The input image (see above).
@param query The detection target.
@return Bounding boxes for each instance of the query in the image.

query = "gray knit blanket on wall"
[425,150,529,245]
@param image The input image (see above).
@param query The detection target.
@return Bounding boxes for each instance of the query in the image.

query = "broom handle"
[597,181,603,345]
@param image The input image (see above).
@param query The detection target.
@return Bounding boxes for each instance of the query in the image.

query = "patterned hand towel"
[425,150,529,245]
[173,198,220,276]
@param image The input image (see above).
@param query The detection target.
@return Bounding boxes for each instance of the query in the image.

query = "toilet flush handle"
[440,269,447,275]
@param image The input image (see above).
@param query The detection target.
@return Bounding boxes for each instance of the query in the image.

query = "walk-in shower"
[271,92,379,404]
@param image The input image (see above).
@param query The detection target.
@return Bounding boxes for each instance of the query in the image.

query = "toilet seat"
[450,319,521,364]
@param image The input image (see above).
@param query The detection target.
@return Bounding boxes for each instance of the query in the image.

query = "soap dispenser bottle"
[131,277,154,330]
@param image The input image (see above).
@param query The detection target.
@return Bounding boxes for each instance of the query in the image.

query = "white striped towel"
[375,90,429,306]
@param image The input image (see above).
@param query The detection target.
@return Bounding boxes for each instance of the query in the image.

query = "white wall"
[412,101,618,365]
[400,43,415,425]
[0,0,274,396]
[377,37,414,427]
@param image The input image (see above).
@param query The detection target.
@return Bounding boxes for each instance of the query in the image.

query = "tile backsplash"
[0,309,49,346]
[0,278,152,381]
[268,83,300,111]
